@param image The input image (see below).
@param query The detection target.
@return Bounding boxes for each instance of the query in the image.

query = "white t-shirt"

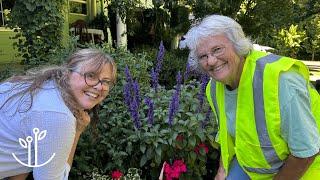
[0,81,76,179]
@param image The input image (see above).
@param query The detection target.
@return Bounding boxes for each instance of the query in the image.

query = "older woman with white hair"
[0,48,117,179]
[181,15,320,179]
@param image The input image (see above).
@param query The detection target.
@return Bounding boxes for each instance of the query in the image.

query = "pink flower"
[194,143,209,155]
[163,159,187,179]
[173,160,187,173]
[111,170,123,179]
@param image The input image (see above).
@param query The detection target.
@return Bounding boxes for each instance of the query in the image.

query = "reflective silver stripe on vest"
[210,80,219,121]
[244,54,284,174]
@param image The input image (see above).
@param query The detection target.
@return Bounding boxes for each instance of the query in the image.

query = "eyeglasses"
[198,46,225,63]
[72,71,114,91]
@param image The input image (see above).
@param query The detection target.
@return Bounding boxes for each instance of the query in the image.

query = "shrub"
[70,42,219,179]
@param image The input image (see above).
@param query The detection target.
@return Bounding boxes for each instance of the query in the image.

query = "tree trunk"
[116,10,127,50]
[103,1,112,46]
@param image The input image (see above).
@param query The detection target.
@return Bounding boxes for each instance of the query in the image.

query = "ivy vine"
[8,0,66,67]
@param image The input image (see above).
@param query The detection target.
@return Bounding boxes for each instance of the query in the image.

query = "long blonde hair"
[1,48,117,126]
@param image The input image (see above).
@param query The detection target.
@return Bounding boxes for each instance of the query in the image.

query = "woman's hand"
[76,110,91,133]
[214,166,226,180]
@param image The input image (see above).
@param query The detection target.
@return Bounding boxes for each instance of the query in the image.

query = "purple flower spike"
[150,68,157,90]
[150,41,166,92]
[124,65,133,83]
[132,80,141,108]
[167,71,182,126]
[123,66,141,129]
[155,41,165,74]
[184,61,191,82]
[130,97,141,129]
[197,74,210,112]
[123,83,131,108]
[144,97,154,125]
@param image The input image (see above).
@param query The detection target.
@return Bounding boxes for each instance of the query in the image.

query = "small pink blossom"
[163,159,187,180]
[111,170,123,180]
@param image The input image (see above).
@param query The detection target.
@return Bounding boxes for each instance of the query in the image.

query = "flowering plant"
[84,168,141,180]
[161,160,187,180]
[118,42,218,178]
[73,43,219,179]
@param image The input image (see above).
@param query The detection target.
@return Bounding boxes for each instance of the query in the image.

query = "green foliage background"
[8,0,66,68]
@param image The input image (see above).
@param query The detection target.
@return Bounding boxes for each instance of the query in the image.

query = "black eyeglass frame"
[72,70,114,91]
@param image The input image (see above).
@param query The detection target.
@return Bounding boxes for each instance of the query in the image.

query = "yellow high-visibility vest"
[206,50,320,179]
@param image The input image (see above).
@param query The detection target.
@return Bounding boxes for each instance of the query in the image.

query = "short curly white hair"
[180,15,253,72]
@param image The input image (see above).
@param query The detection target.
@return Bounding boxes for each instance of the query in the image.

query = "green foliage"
[301,15,320,60]
[274,24,306,57]
[188,0,243,19]
[8,0,66,68]
[133,46,189,89]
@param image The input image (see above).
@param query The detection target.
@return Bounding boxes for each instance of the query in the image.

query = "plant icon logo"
[12,128,55,167]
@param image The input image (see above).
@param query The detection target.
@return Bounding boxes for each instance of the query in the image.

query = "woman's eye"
[86,72,97,79]
[213,47,221,53]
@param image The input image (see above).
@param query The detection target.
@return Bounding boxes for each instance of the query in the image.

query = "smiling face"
[196,34,245,89]
[68,63,114,110]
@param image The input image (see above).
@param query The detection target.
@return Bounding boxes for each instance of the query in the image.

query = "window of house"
[69,0,87,15]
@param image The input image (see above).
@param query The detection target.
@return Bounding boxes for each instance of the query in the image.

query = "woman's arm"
[274,154,316,179]
[23,111,76,179]
[67,110,90,167]
[214,156,226,180]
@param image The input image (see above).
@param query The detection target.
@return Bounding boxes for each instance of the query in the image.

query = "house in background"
[0,0,153,63]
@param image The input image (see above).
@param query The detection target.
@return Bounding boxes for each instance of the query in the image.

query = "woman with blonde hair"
[0,48,117,179]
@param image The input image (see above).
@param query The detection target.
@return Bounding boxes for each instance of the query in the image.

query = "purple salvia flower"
[155,41,165,75]
[184,61,191,82]
[132,80,141,108]
[129,96,141,129]
[123,66,141,129]
[167,71,182,126]
[125,65,133,83]
[197,74,210,112]
[167,93,179,126]
[150,68,157,90]
[123,83,132,108]
[176,71,182,92]
[151,41,165,91]
[144,97,154,125]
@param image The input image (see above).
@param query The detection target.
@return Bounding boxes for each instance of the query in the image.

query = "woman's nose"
[207,55,218,66]
[93,82,104,91]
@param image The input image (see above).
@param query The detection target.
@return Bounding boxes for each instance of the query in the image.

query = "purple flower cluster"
[184,61,191,82]
[144,97,154,125]
[151,41,165,91]
[167,71,182,126]
[123,66,141,129]
[197,74,210,112]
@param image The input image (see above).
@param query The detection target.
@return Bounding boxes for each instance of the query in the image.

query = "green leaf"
[140,144,146,153]
[155,145,162,157]
[188,136,196,147]
[140,155,148,167]
[190,151,197,163]
[155,154,161,165]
